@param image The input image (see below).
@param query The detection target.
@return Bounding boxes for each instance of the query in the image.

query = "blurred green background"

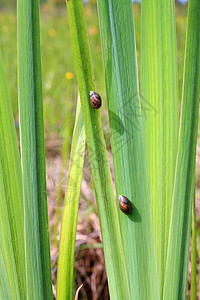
[0,0,187,143]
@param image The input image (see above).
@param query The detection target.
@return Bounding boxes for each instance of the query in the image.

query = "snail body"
[89,91,102,109]
[119,195,131,215]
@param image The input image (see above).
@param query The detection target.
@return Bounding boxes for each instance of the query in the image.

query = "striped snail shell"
[119,195,131,215]
[89,91,102,109]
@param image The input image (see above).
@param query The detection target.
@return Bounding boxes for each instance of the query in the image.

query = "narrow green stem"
[191,186,196,300]
[57,97,85,300]
[65,1,131,299]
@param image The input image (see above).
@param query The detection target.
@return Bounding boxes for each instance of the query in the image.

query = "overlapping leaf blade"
[141,0,178,296]
[164,0,200,298]
[57,97,85,300]
[97,0,160,299]
[65,1,131,299]
[0,50,25,299]
[191,188,197,300]
[17,0,52,298]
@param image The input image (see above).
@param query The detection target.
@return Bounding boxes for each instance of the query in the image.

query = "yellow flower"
[49,29,56,37]
[2,25,8,33]
[88,26,98,36]
[65,72,73,80]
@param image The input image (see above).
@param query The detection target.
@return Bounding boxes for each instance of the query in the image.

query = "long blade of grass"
[65,1,131,299]
[97,1,159,299]
[17,0,52,298]
[0,50,24,299]
[191,186,196,300]
[163,0,200,298]
[0,186,20,300]
[57,96,85,300]
[141,0,178,295]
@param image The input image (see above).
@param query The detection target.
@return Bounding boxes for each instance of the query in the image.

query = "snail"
[119,195,131,215]
[89,91,102,109]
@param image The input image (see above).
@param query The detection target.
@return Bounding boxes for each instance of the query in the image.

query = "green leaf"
[141,0,178,295]
[57,96,85,300]
[163,0,200,298]
[0,50,25,298]
[65,1,131,299]
[0,185,20,300]
[17,0,52,298]
[97,0,160,299]
[191,187,196,300]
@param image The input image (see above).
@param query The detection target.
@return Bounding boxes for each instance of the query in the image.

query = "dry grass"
[45,141,200,299]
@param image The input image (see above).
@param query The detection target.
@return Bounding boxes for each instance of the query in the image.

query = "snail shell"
[89,91,102,109]
[119,195,131,215]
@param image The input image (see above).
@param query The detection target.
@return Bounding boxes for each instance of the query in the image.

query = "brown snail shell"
[89,91,102,109]
[119,195,131,215]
